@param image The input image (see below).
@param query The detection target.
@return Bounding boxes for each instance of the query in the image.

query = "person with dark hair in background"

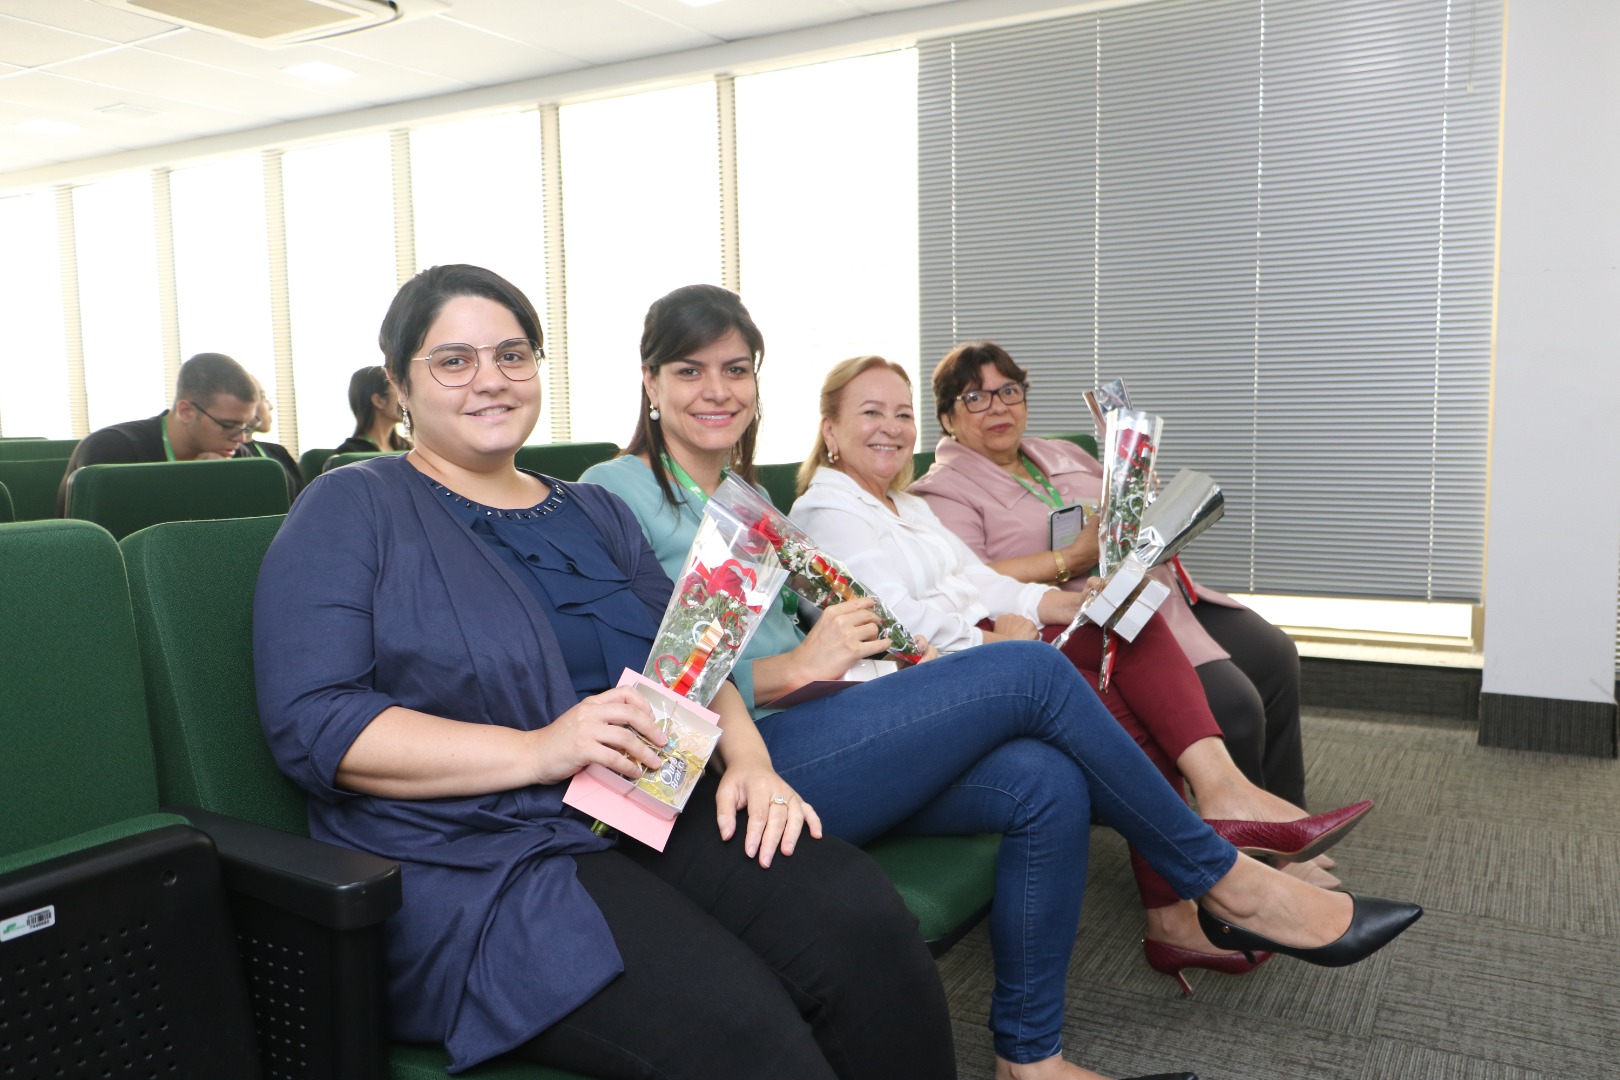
[334,364,412,455]
[56,351,260,516]
[236,374,303,500]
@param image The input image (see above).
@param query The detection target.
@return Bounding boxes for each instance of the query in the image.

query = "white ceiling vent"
[95,0,444,47]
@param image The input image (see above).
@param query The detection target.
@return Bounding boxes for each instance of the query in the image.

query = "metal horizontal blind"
[919,0,1500,601]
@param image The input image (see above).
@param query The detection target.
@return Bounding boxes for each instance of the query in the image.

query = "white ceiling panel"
[0,13,127,67]
[313,11,583,87]
[139,28,471,104]
[48,45,365,118]
[1,0,178,44]
[0,0,1048,187]
[443,0,719,66]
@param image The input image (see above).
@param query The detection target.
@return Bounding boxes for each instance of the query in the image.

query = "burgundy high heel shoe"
[1142,937,1272,996]
[1203,799,1373,862]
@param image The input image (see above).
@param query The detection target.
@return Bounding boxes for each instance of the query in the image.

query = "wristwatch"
[1053,550,1072,583]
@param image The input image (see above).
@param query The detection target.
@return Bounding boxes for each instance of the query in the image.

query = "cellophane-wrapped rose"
[1098,409,1164,576]
[619,498,787,816]
[709,475,925,664]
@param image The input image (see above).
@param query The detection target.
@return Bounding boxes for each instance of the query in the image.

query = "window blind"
[919,0,1501,601]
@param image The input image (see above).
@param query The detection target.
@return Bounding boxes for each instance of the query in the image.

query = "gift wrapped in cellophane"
[709,474,925,664]
[565,496,786,848]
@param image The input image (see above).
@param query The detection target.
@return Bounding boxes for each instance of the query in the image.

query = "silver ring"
[772,795,788,806]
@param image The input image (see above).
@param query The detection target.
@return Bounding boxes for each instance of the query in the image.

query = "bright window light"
[410,110,551,439]
[171,155,279,438]
[74,174,167,430]
[282,134,398,456]
[736,49,919,466]
[0,192,71,438]
[560,82,722,447]
[1231,594,1475,642]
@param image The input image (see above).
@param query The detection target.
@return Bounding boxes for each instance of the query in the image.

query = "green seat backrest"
[68,457,291,539]
[0,457,69,520]
[755,463,799,512]
[1050,431,1100,460]
[515,442,619,482]
[324,450,400,472]
[121,516,308,836]
[0,481,12,523]
[911,450,935,480]
[0,437,79,461]
[121,524,603,1080]
[299,447,337,482]
[0,520,162,852]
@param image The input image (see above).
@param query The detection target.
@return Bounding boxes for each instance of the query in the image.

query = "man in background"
[56,352,259,516]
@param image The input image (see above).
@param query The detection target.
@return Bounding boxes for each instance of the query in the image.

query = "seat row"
[0,513,1000,1078]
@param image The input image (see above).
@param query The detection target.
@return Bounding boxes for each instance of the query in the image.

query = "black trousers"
[513,772,956,1080]
[1192,602,1307,808]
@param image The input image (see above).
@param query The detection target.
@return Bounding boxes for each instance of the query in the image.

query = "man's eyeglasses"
[955,382,1027,413]
[412,338,544,387]
[185,400,258,438]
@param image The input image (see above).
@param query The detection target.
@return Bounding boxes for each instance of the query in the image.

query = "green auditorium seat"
[756,462,800,511]
[300,446,337,482]
[124,514,998,1073]
[66,457,291,539]
[1050,431,1100,460]
[121,516,595,1080]
[515,441,619,482]
[0,481,12,522]
[912,449,935,480]
[0,456,68,520]
[323,449,402,472]
[0,519,394,1078]
[0,436,78,460]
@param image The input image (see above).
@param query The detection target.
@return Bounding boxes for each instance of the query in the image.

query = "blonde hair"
[797,355,916,497]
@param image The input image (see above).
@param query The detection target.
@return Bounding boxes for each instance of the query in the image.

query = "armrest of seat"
[166,804,402,931]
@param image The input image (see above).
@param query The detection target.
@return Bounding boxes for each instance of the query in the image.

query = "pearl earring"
[649,405,661,421]
[828,448,840,464]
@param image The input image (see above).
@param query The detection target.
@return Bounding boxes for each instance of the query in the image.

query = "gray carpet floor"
[935,708,1620,1079]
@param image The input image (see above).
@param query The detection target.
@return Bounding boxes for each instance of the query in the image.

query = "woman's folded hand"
[715,759,823,868]
[528,686,667,785]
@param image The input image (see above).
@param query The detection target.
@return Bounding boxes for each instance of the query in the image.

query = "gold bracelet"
[1053,549,1071,583]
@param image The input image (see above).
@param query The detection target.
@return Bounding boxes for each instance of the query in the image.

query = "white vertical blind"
[919,0,1501,602]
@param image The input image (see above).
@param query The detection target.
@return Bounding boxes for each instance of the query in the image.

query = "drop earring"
[828,447,840,465]
[400,404,412,433]
[649,404,661,421]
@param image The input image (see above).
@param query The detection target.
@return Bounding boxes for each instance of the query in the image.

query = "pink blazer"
[909,434,1242,668]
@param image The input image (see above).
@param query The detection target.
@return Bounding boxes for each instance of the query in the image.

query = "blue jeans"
[757,641,1239,1064]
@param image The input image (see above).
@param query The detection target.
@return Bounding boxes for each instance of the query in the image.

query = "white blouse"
[790,467,1051,652]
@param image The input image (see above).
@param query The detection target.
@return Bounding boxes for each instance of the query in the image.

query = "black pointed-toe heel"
[1197,893,1422,967]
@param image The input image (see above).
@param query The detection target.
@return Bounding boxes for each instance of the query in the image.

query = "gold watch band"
[1053,549,1071,583]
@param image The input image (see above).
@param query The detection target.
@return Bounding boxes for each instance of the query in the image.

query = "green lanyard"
[660,452,798,618]
[159,414,176,462]
[1014,454,1064,508]
[660,453,720,508]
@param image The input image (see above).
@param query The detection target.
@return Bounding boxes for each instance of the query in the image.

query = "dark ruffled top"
[425,472,655,697]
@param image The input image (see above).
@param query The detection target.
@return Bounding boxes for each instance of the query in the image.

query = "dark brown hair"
[377,264,543,396]
[931,341,1028,435]
[626,284,764,508]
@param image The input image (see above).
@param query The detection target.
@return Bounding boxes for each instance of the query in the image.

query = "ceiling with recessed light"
[0,0,1086,189]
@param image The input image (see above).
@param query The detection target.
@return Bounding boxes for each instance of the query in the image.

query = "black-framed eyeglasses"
[955,382,1027,413]
[411,338,544,387]
[184,400,258,438]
